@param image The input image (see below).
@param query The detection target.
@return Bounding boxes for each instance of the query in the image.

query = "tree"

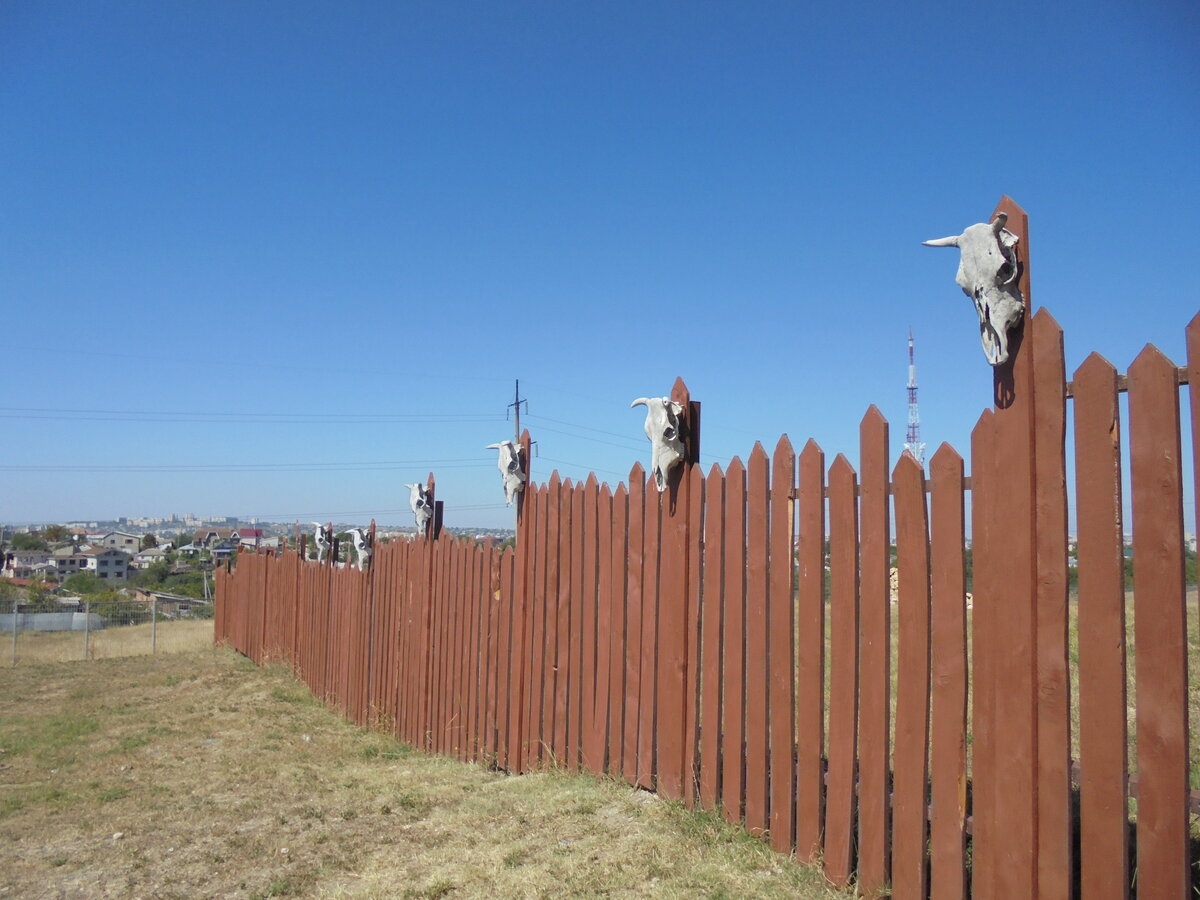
[23,579,58,612]
[140,533,158,550]
[10,533,47,551]
[63,572,104,595]
[42,525,70,543]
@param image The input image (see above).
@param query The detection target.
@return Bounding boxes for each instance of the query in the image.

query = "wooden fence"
[216,210,1199,899]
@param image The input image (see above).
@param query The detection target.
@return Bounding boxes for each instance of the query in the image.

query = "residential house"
[97,532,140,553]
[3,549,51,579]
[51,545,90,577]
[81,548,131,583]
[132,546,167,569]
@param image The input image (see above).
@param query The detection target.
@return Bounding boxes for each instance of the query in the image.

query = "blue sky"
[2,1,1198,529]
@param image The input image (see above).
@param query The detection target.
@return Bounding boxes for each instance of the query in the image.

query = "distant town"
[0,515,515,621]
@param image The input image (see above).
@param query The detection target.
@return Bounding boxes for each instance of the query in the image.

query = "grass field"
[5,618,216,663]
[0,644,854,899]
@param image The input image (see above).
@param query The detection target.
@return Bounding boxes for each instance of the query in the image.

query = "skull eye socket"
[663,426,676,441]
[507,460,519,473]
[996,262,1014,284]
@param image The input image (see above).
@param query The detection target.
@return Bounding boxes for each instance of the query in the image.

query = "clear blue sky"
[2,1,1198,529]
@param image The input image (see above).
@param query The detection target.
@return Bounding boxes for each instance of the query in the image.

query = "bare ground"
[0,643,851,900]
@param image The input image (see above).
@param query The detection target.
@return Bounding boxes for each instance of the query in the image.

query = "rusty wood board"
[528,482,549,772]
[969,410,996,896]
[1032,310,1072,900]
[768,436,796,854]
[1075,352,1128,900]
[891,452,931,900]
[744,443,770,836]
[657,436,691,801]
[988,196,1038,900]
[623,465,646,786]
[580,476,601,774]
[569,481,587,771]
[638,474,661,790]
[1128,345,1190,898]
[823,453,859,887]
[551,477,570,765]
[584,483,612,774]
[1191,315,1200,631]
[857,407,891,891]
[722,458,746,826]
[700,464,726,812]
[795,440,826,863]
[609,483,630,777]
[929,444,968,900]
[682,463,705,809]
[559,481,578,767]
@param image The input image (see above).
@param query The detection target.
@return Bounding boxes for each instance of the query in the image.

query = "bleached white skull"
[311,522,332,563]
[404,483,433,535]
[347,527,372,571]
[630,396,686,493]
[485,441,526,506]
[924,213,1026,366]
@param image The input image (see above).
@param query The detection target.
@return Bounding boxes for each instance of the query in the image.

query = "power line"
[0,459,493,473]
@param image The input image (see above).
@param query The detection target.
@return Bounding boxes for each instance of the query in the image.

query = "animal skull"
[630,396,686,493]
[485,441,526,506]
[347,527,372,571]
[404,483,433,535]
[923,213,1026,366]
[311,522,332,563]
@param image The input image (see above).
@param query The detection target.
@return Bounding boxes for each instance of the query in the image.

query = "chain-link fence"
[2,593,214,664]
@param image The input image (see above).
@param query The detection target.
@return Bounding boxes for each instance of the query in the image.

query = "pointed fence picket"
[217,310,1200,898]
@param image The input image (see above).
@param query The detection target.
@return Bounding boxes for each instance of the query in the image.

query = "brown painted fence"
[217,302,1200,898]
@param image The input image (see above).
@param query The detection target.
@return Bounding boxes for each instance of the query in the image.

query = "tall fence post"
[151,594,158,654]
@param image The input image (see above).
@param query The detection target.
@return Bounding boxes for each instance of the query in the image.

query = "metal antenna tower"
[905,328,926,465]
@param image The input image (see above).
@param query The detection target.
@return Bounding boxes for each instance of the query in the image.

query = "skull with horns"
[923,212,1026,366]
[630,396,686,493]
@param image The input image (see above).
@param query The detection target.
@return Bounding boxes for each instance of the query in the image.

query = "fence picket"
[929,444,968,900]
[823,453,859,886]
[722,458,746,826]
[795,440,826,863]
[639,474,661,790]
[699,464,725,812]
[609,484,630,777]
[1072,353,1129,900]
[624,466,646,786]
[580,476,600,774]
[1128,345,1190,898]
[857,407,891,891]
[744,444,770,835]
[892,451,931,900]
[768,436,796,854]
[1032,310,1072,900]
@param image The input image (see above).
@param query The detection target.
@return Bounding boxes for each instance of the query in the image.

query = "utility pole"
[507,379,527,444]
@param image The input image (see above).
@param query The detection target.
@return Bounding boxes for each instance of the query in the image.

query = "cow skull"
[924,213,1026,366]
[310,522,332,563]
[485,441,526,506]
[630,396,686,493]
[347,527,372,571]
[404,483,433,535]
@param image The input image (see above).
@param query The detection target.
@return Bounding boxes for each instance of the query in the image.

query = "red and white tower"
[905,329,926,465]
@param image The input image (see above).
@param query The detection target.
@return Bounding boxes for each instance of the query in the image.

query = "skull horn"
[922,235,960,248]
[630,398,650,408]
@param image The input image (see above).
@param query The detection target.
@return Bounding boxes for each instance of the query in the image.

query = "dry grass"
[7,619,215,664]
[0,647,853,900]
